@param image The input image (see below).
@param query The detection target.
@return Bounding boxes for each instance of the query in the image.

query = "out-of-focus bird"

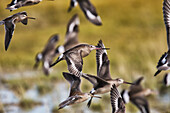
[56,14,80,55]
[163,73,170,86]
[50,43,109,77]
[121,77,156,113]
[155,0,170,76]
[158,73,170,96]
[6,0,42,11]
[58,72,101,109]
[110,84,125,113]
[68,0,102,26]
[68,0,78,12]
[81,40,134,107]
[0,11,35,51]
[34,34,59,75]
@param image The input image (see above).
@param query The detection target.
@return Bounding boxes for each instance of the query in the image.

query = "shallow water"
[0,71,169,113]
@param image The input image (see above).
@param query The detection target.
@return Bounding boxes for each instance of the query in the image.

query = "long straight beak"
[27,17,36,19]
[123,81,135,85]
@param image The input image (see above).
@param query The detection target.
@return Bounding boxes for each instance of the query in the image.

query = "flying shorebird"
[58,72,101,109]
[0,11,35,51]
[81,40,134,107]
[6,0,42,11]
[34,14,79,75]
[155,0,170,76]
[121,77,156,113]
[50,43,109,77]
[34,34,59,75]
[68,0,102,26]
[110,84,125,113]
[56,14,80,55]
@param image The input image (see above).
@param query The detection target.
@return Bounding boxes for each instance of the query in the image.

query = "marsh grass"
[19,98,42,110]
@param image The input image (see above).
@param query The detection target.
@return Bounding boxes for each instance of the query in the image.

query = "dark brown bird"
[34,34,59,75]
[58,72,101,109]
[55,14,80,55]
[110,84,125,113]
[6,0,42,11]
[68,0,102,25]
[155,0,170,76]
[50,43,109,77]
[0,11,35,51]
[81,40,134,107]
[121,77,156,113]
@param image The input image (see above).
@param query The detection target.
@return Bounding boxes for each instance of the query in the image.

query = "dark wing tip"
[157,52,167,68]
[87,97,93,108]
[50,34,59,42]
[154,70,161,76]
[134,76,144,85]
[5,40,10,51]
[163,73,168,85]
[67,7,72,12]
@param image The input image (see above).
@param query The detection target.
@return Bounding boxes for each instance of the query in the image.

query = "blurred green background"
[0,0,169,113]
[0,0,164,74]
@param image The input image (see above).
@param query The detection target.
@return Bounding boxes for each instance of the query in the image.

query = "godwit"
[81,40,133,107]
[50,43,109,77]
[56,14,80,55]
[6,0,42,11]
[58,72,101,109]
[68,0,102,25]
[0,11,35,51]
[155,0,170,76]
[34,34,59,75]
[121,77,156,113]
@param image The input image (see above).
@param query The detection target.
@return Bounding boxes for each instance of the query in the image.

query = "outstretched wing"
[6,0,23,11]
[129,77,144,96]
[4,21,15,51]
[63,72,81,96]
[64,14,79,51]
[77,0,102,25]
[110,84,125,113]
[131,97,150,113]
[42,34,59,56]
[163,0,170,49]
[7,0,18,7]
[65,50,83,77]
[82,73,109,89]
[96,40,112,80]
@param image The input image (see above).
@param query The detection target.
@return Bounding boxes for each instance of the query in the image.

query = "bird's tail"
[87,96,93,108]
